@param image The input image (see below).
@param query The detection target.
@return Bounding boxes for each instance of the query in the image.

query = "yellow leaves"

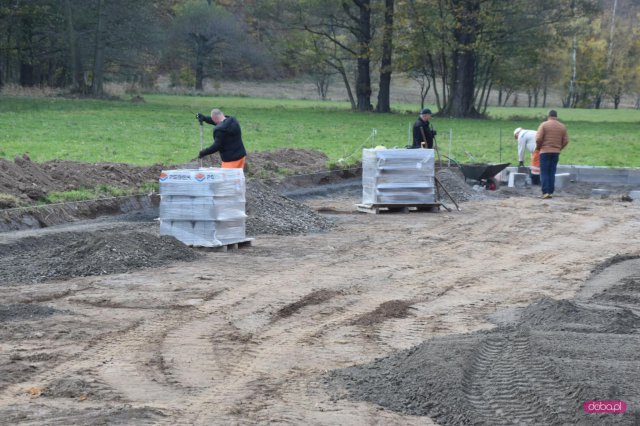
[28,387,42,397]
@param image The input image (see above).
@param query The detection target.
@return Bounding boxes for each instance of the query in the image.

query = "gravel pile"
[0,180,335,284]
[435,167,486,203]
[246,179,334,236]
[517,297,640,334]
[0,230,202,285]
[326,268,640,425]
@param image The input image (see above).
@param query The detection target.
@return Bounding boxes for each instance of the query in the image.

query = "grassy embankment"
[1,94,639,168]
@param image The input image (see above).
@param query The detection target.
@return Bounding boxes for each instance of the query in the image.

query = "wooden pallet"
[193,238,254,252]
[356,203,441,214]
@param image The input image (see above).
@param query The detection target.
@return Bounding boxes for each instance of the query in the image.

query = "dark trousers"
[540,153,559,194]
[530,174,541,185]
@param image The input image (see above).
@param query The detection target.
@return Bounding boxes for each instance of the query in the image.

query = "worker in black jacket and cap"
[412,108,436,149]
[196,108,247,169]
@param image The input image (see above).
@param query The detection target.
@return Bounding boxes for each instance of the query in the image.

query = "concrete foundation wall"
[502,165,640,186]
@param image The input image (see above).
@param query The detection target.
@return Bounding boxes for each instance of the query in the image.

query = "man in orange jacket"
[536,110,569,199]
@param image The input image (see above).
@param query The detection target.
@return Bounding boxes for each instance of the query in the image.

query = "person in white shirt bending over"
[514,127,540,185]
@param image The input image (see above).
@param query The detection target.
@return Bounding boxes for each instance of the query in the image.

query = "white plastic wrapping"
[159,196,246,221]
[159,168,247,246]
[362,148,436,205]
[159,219,246,247]
[159,168,245,197]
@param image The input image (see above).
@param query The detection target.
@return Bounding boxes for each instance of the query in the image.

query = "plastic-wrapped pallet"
[362,148,435,205]
[158,168,246,247]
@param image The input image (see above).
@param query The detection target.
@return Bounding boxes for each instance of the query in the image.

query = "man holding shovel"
[196,108,246,169]
[412,108,436,149]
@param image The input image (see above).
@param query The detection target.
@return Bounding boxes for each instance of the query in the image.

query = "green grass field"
[1,94,639,168]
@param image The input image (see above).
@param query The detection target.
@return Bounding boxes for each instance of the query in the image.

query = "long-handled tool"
[199,121,204,168]
[436,177,461,211]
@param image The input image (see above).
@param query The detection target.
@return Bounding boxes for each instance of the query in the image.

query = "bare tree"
[376,0,394,112]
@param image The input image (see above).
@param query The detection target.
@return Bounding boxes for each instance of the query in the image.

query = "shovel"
[198,121,204,168]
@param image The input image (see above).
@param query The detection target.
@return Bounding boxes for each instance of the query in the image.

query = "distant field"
[1,94,639,168]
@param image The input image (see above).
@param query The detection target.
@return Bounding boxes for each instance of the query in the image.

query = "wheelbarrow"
[459,162,510,190]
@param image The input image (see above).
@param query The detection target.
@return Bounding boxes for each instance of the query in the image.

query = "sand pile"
[327,259,640,425]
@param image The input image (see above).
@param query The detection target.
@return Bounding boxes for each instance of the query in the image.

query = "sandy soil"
[1,173,639,424]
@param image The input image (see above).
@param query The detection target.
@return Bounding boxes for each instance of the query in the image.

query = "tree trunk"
[17,7,35,87]
[336,62,357,110]
[354,0,372,112]
[448,49,477,117]
[437,0,449,111]
[376,0,394,113]
[565,35,577,107]
[195,45,205,91]
[481,80,492,115]
[315,73,331,100]
[445,0,480,117]
[594,93,602,109]
[91,0,106,96]
[19,62,35,86]
[474,57,493,112]
[64,0,84,91]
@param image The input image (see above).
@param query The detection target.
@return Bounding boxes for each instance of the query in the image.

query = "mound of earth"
[201,148,330,179]
[0,156,163,207]
[0,178,334,285]
[0,149,330,208]
[246,180,333,236]
[327,262,640,425]
[0,228,202,285]
[435,167,486,203]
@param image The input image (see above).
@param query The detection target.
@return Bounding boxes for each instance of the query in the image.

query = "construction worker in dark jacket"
[412,108,436,149]
[196,108,247,169]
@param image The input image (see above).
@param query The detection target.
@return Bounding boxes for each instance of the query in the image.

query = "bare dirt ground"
[1,154,639,425]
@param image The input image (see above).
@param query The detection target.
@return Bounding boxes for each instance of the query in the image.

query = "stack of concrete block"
[159,168,246,247]
[362,148,435,204]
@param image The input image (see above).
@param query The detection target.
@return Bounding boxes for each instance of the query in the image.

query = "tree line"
[1,0,639,116]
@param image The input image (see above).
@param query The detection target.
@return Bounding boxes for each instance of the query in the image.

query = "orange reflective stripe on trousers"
[221,157,246,169]
[531,150,541,174]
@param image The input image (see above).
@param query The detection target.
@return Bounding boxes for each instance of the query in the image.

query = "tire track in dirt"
[463,331,581,424]
[2,195,640,424]
[149,257,450,424]
[0,301,215,419]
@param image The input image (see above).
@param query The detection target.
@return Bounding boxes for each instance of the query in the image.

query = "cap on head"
[514,127,523,137]
[420,108,432,115]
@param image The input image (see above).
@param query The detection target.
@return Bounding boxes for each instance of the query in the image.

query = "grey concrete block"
[508,172,528,188]
[501,166,519,183]
[591,188,610,199]
[554,173,571,190]
[628,190,640,202]
[627,173,640,185]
